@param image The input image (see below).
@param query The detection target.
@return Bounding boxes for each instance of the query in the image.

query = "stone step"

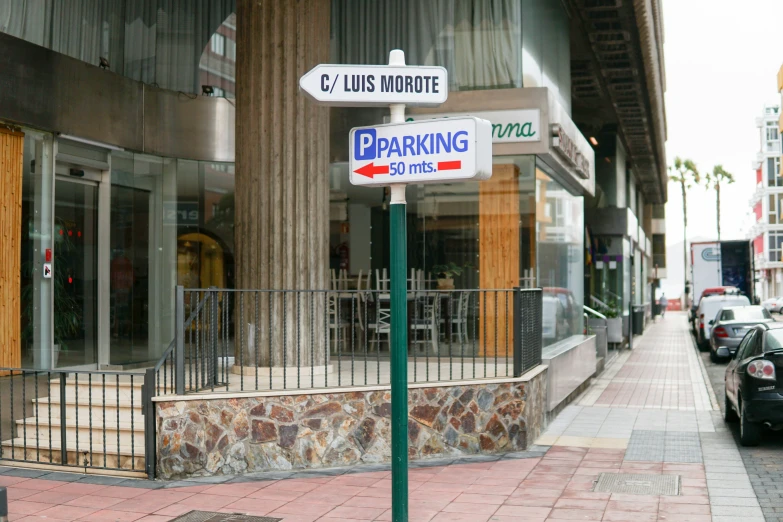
[1,438,145,471]
[53,377,144,402]
[14,417,145,447]
[33,397,142,422]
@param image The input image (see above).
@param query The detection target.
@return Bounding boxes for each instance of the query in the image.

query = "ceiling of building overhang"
[566,0,667,205]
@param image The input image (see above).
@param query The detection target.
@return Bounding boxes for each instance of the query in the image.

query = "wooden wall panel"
[479,164,520,356]
[0,128,23,369]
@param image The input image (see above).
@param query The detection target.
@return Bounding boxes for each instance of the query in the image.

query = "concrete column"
[234,0,331,371]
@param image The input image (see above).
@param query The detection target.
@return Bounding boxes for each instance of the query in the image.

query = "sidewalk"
[1,314,763,521]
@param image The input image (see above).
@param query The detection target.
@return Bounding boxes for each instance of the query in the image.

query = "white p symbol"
[354,129,376,160]
[360,134,373,156]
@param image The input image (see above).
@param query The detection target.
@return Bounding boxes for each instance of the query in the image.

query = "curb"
[689,328,719,411]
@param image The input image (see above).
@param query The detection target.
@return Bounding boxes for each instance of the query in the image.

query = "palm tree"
[668,157,700,306]
[704,165,735,241]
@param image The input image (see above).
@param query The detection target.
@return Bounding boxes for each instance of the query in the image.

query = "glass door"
[53,178,99,367]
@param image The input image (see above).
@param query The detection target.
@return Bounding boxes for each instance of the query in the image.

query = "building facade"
[749,103,782,300]
[0,0,667,372]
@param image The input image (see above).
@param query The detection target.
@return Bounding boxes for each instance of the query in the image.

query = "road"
[694,324,783,522]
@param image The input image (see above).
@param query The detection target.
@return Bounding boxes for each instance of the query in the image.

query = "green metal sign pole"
[389,100,408,522]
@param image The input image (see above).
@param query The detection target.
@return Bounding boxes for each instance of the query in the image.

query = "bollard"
[0,486,8,522]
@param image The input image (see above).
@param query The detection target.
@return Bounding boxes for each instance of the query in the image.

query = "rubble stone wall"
[155,369,546,479]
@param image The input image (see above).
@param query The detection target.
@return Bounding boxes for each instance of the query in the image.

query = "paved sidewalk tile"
[0,315,770,521]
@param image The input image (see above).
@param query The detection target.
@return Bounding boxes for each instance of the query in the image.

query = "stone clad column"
[234,0,330,372]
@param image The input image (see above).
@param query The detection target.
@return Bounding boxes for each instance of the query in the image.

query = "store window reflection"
[537,168,584,346]
[109,152,235,365]
[332,0,571,110]
[328,158,583,351]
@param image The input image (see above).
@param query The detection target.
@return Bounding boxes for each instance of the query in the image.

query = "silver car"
[709,306,774,362]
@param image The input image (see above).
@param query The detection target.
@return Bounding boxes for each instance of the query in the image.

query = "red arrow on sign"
[354,162,390,178]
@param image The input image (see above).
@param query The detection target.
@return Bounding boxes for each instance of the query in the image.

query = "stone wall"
[155,369,546,479]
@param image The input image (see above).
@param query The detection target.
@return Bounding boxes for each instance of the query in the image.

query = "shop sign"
[401,109,540,143]
[349,117,492,186]
[163,201,199,226]
[551,124,590,179]
[299,64,448,107]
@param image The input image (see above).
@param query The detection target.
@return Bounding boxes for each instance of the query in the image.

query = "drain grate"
[593,473,680,496]
[171,511,282,522]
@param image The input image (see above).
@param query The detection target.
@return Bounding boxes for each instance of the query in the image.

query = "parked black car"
[724,322,783,446]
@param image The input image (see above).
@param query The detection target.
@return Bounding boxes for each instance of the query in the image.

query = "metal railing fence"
[0,368,145,474]
[152,286,543,396]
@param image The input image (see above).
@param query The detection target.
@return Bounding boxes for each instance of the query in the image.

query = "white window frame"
[211,33,226,56]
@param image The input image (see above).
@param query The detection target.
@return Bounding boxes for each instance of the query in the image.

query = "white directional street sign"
[349,117,493,186]
[299,64,448,107]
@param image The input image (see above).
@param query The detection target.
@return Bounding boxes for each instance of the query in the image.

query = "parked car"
[543,287,579,337]
[542,295,568,342]
[762,297,782,313]
[774,297,783,314]
[709,306,773,362]
[690,286,740,332]
[724,322,783,445]
[696,294,751,348]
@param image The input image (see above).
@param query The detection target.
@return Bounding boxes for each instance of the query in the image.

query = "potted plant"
[600,300,623,344]
[431,262,470,290]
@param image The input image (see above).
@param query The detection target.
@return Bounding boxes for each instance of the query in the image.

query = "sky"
[660,0,783,298]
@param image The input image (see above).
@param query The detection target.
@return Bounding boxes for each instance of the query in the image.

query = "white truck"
[689,240,754,328]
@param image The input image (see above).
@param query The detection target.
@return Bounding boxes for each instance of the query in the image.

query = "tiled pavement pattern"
[0,314,767,521]
[536,313,764,521]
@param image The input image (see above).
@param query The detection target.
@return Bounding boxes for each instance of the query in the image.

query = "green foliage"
[599,300,620,318]
[669,157,700,187]
[704,164,735,189]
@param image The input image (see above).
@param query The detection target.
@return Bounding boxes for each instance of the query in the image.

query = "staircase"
[0,375,146,474]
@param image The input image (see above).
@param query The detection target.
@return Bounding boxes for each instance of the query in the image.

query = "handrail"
[590,295,610,309]
[152,290,211,373]
[584,305,607,320]
[154,338,176,372]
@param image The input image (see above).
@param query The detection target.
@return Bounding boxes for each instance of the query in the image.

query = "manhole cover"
[593,473,680,496]
[171,512,281,522]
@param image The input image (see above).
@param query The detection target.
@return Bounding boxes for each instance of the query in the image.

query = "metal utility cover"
[171,512,281,522]
[593,473,680,496]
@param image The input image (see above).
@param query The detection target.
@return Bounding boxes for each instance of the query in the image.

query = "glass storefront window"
[0,2,237,96]
[328,154,584,350]
[109,152,234,366]
[331,0,570,107]
[536,166,584,346]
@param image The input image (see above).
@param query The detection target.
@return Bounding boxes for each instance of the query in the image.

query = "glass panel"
[107,151,235,365]
[20,131,54,369]
[110,151,178,365]
[536,166,584,345]
[53,179,98,367]
[109,184,150,365]
[0,1,237,96]
[331,0,570,100]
